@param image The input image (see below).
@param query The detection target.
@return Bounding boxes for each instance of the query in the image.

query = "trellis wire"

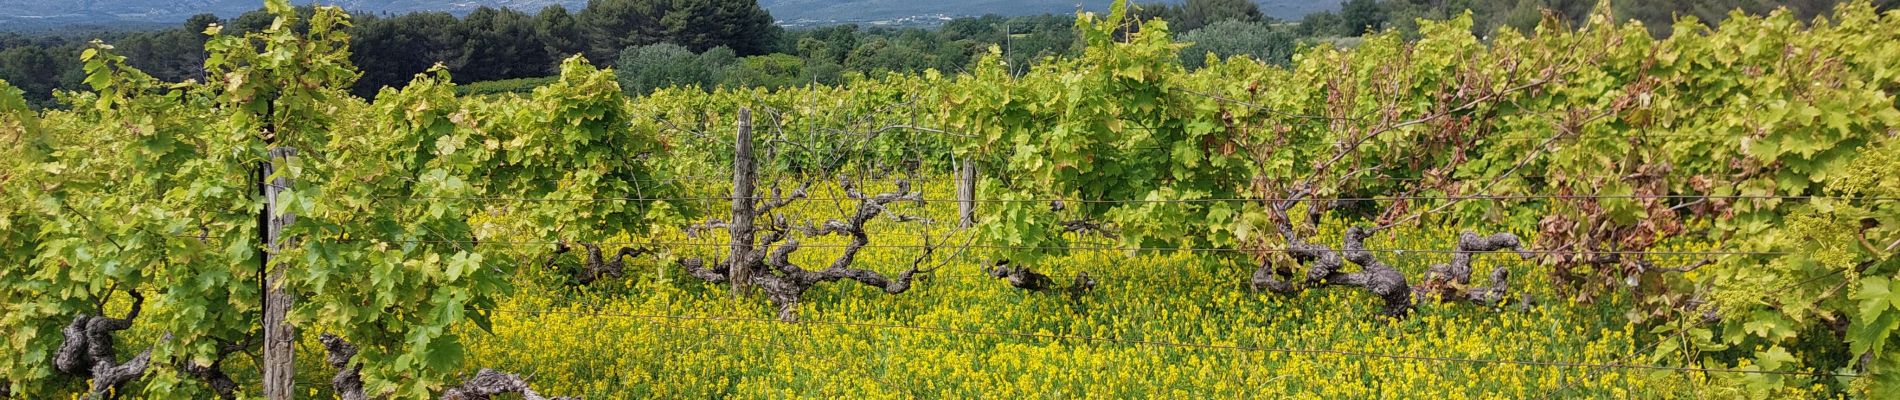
[321,237,1790,257]
[374,193,1900,204]
[159,232,1783,258]
[476,307,1861,379]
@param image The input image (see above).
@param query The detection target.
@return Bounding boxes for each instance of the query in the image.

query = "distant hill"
[761,1,1337,26]
[0,1,1337,32]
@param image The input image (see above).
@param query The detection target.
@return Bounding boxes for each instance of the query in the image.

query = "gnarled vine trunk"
[1252,196,1528,317]
[985,260,1096,301]
[681,179,936,321]
[321,333,573,400]
[53,290,163,399]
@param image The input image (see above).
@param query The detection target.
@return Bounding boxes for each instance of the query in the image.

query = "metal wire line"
[370,193,1900,204]
[325,237,1789,257]
[477,307,1861,379]
[388,169,1785,185]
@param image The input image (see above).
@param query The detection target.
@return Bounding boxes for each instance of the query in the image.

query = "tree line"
[0,0,1078,107]
[612,13,1081,95]
[0,0,777,106]
[5,0,1895,109]
[1296,0,1898,38]
[1150,0,1899,70]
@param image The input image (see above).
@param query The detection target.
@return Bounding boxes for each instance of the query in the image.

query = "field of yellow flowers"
[450,178,1751,399]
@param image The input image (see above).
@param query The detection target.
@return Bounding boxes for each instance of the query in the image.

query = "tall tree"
[228,5,316,34]
[1340,0,1388,35]
[117,14,218,82]
[939,14,1007,43]
[1296,10,1345,36]
[536,4,587,60]
[843,37,931,75]
[350,12,465,97]
[577,0,669,64]
[1179,0,1266,31]
[577,0,778,64]
[0,45,76,108]
[796,24,859,64]
[1132,2,1184,27]
[614,43,712,95]
[458,7,554,82]
[664,0,780,55]
[1179,19,1295,68]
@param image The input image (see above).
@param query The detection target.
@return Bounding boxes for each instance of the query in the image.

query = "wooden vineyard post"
[261,147,297,400]
[958,158,977,228]
[729,108,757,296]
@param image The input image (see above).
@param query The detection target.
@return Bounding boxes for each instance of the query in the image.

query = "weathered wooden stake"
[729,109,757,296]
[261,147,297,400]
[958,158,977,228]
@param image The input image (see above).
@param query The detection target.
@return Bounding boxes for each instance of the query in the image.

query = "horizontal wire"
[321,237,1786,257]
[371,193,1900,204]
[669,129,1755,139]
[163,234,1771,259]
[421,171,1779,185]
[479,307,1859,378]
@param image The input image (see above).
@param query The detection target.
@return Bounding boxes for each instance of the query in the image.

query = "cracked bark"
[728,109,757,296]
[53,290,162,399]
[180,361,238,400]
[319,333,370,400]
[680,179,935,321]
[985,260,1096,301]
[987,260,1054,291]
[1329,227,1415,317]
[543,241,653,285]
[1068,272,1098,301]
[1252,193,1529,317]
[439,369,576,400]
[178,336,249,400]
[1058,219,1116,238]
[980,213,1106,298]
[957,159,977,228]
[575,243,651,285]
[321,334,575,400]
[1416,232,1533,306]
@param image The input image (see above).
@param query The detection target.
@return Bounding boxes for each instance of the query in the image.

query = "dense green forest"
[4,0,1895,109]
